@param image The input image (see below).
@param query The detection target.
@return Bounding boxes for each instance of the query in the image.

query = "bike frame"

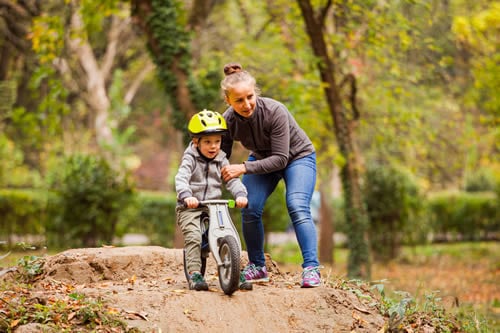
[201,200,242,267]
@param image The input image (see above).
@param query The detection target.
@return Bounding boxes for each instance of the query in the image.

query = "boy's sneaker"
[239,271,253,290]
[243,263,269,283]
[300,266,321,288]
[189,272,209,291]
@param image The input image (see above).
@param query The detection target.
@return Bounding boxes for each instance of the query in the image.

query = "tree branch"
[318,0,332,27]
[124,60,155,105]
[339,73,359,120]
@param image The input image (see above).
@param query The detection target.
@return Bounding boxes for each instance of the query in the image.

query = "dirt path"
[34,246,386,332]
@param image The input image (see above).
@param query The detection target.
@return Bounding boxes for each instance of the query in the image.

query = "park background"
[0,0,498,331]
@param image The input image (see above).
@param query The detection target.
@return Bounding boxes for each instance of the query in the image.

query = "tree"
[0,0,41,80]
[296,0,370,278]
[130,0,217,135]
[31,0,154,162]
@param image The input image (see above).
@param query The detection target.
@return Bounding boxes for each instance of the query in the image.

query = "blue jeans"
[241,152,320,268]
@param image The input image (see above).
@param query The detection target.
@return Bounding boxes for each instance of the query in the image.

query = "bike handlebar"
[198,199,236,208]
[182,199,237,209]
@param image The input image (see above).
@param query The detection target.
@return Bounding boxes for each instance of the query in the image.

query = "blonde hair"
[220,63,260,97]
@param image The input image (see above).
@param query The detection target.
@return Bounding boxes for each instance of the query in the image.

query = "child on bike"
[175,109,251,291]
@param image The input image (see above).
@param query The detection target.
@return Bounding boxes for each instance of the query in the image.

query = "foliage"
[16,255,45,281]
[118,191,177,247]
[46,154,135,249]
[452,2,500,123]
[262,182,289,233]
[464,167,499,192]
[427,191,498,241]
[0,135,42,188]
[0,189,47,246]
[0,274,137,332]
[141,0,198,132]
[363,163,424,261]
[371,284,463,332]
[28,11,70,142]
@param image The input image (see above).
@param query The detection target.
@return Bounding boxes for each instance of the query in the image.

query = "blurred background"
[0,0,498,328]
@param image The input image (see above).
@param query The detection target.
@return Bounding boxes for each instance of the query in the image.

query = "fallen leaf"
[172,289,186,294]
[124,309,148,321]
[10,319,19,328]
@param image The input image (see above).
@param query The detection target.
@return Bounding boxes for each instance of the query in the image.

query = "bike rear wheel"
[218,235,240,295]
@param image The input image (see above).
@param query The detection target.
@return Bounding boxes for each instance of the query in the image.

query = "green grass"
[268,240,499,332]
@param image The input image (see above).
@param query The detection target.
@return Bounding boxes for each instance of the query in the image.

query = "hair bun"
[224,63,242,76]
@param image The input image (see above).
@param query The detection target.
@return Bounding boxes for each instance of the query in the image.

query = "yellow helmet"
[188,109,227,137]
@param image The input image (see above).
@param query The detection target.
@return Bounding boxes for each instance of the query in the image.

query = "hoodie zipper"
[202,159,209,200]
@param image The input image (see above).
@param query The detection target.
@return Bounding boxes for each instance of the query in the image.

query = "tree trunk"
[318,185,334,264]
[67,8,113,148]
[131,0,215,246]
[131,0,200,123]
[297,0,371,279]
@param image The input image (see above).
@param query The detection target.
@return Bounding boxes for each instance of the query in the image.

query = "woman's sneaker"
[239,271,253,290]
[300,266,321,288]
[243,263,269,282]
[189,271,209,291]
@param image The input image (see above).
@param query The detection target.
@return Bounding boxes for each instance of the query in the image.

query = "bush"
[0,189,48,246]
[363,164,424,261]
[46,154,135,249]
[119,191,177,247]
[427,191,498,241]
[464,167,498,192]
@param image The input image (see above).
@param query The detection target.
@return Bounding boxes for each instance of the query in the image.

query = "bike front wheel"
[218,235,240,295]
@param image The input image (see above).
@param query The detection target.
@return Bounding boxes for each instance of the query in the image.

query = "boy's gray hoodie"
[175,142,247,205]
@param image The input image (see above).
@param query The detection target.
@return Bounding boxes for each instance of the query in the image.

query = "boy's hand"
[235,197,248,208]
[184,197,199,208]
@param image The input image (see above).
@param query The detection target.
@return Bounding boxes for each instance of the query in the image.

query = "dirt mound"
[35,246,386,332]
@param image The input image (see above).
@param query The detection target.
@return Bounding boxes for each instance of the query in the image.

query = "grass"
[268,240,499,331]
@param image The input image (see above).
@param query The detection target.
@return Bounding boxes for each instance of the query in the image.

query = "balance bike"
[183,199,242,295]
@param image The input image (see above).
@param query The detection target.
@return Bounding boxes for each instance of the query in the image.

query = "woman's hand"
[221,163,246,182]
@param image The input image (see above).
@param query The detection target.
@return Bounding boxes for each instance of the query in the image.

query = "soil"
[21,246,387,332]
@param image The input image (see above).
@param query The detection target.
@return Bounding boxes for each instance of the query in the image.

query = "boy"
[175,109,250,291]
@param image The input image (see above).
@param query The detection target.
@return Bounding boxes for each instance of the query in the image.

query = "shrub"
[464,167,498,192]
[0,189,47,246]
[119,191,177,247]
[427,191,498,241]
[46,154,135,249]
[363,164,424,261]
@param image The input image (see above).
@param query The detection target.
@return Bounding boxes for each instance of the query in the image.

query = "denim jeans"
[241,152,320,268]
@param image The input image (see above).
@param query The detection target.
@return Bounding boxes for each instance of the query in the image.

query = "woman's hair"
[220,62,260,97]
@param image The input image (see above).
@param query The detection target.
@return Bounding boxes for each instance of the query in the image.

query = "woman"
[220,63,321,288]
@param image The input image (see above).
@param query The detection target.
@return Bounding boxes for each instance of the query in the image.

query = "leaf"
[124,309,148,321]
[10,319,20,328]
[68,312,77,321]
[172,289,186,294]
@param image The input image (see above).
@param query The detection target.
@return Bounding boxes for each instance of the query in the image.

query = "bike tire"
[183,248,207,286]
[217,235,240,295]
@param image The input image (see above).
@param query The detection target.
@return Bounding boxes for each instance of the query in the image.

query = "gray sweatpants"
[176,206,208,274]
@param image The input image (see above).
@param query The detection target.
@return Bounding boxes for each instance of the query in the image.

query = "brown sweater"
[222,97,315,174]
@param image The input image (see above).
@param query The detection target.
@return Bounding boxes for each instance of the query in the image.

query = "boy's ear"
[192,138,198,146]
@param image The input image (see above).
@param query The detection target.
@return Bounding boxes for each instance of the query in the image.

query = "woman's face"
[225,81,257,118]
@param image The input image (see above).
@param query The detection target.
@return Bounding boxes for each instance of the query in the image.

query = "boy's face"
[194,134,222,159]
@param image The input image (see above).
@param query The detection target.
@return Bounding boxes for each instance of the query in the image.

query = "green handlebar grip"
[228,200,235,208]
